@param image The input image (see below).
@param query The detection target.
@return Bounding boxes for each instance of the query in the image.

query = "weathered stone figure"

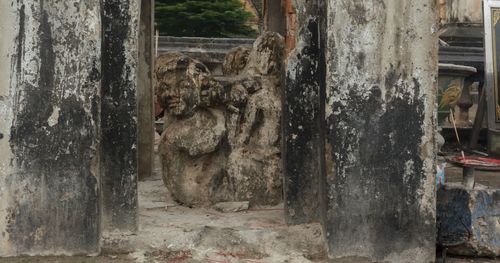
[224,32,285,205]
[156,53,227,206]
[222,46,250,76]
[156,32,284,207]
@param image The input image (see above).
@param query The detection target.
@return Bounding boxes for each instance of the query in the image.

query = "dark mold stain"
[11,1,56,169]
[283,1,327,225]
[325,68,433,259]
[16,4,25,76]
[355,52,365,70]
[347,0,369,25]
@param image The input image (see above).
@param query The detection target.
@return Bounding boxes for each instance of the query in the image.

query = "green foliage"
[155,0,257,38]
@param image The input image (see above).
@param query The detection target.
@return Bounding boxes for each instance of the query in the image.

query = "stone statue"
[155,32,285,207]
[155,53,228,206]
[223,32,284,205]
[222,46,250,76]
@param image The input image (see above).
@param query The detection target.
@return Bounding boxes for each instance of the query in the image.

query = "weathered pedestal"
[438,184,500,257]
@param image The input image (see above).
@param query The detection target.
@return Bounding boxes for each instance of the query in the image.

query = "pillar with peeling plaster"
[284,0,438,261]
[0,0,101,256]
[324,1,438,262]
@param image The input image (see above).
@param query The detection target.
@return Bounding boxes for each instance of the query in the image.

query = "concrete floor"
[97,153,500,263]
[3,152,500,262]
[97,153,500,262]
[98,153,327,263]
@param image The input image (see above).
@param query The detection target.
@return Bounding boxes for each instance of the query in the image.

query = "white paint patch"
[403,160,414,186]
[47,106,60,127]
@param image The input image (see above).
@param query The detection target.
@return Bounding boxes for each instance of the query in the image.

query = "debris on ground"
[213,202,250,213]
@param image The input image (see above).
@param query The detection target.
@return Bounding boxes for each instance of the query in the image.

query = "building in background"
[246,0,296,53]
[239,0,260,31]
[439,0,483,25]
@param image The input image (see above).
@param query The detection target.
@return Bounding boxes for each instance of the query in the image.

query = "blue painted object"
[436,163,446,186]
[437,184,500,257]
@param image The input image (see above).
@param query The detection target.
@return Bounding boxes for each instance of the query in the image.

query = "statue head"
[223,46,250,76]
[155,53,210,117]
[247,32,285,77]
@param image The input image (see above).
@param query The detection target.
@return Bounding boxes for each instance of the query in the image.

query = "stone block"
[213,202,250,213]
[438,183,500,257]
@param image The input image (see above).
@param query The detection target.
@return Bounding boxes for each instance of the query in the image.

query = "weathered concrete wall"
[138,0,154,180]
[101,0,140,232]
[0,0,101,256]
[325,1,438,262]
[283,0,327,224]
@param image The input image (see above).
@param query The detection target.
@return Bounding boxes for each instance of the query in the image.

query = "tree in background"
[155,0,257,38]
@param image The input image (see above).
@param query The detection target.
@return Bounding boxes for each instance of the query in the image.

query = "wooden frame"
[484,0,500,128]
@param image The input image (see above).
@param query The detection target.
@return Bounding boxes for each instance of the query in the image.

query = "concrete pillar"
[283,0,327,224]
[324,1,438,262]
[0,0,101,256]
[101,0,140,232]
[138,0,154,180]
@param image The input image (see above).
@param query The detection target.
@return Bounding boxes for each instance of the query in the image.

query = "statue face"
[158,74,200,117]
[155,54,211,118]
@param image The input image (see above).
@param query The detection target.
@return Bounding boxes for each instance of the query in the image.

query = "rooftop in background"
[439,0,483,25]
[157,36,255,75]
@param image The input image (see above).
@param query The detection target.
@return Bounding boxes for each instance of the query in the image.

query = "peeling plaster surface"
[324,0,438,262]
[0,0,101,256]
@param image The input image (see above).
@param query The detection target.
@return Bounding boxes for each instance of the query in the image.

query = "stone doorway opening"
[112,1,328,262]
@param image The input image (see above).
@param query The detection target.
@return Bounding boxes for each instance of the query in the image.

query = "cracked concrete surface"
[99,149,327,263]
